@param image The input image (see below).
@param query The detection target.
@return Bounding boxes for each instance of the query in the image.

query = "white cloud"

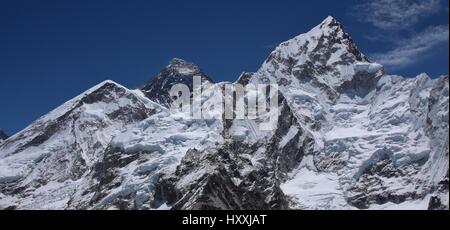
[354,0,442,30]
[351,0,448,70]
[371,25,449,68]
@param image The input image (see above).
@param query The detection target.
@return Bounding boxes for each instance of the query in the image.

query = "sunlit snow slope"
[0,16,448,210]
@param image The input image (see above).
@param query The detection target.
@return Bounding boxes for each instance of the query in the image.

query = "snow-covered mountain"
[249,16,449,210]
[141,58,213,107]
[0,16,448,210]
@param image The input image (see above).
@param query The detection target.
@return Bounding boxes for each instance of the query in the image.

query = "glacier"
[0,16,448,210]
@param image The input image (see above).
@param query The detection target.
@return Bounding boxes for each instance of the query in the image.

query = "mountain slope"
[0,81,166,209]
[249,16,449,209]
[0,79,225,210]
[0,16,448,210]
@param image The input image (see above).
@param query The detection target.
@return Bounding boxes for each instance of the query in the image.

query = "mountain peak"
[309,16,346,36]
[169,57,189,65]
[166,58,201,75]
[141,58,212,106]
[316,16,346,33]
[76,80,128,100]
[92,80,126,90]
[265,16,367,63]
[255,16,370,90]
[27,79,134,129]
[321,16,337,26]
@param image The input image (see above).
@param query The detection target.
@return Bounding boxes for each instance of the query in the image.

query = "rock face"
[153,94,313,210]
[141,58,213,107]
[0,16,448,210]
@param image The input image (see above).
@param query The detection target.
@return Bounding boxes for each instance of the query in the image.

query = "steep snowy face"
[255,16,369,89]
[0,80,165,209]
[0,77,226,210]
[103,86,226,210]
[248,17,448,210]
[251,16,381,138]
[323,74,448,210]
[421,76,449,210]
[141,58,213,107]
[153,97,316,210]
[152,78,316,209]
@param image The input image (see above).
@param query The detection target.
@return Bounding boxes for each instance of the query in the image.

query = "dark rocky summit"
[141,58,213,107]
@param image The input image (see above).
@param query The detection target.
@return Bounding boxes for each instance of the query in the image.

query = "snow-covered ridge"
[0,16,448,210]
[0,77,224,209]
[255,16,369,89]
[248,16,448,210]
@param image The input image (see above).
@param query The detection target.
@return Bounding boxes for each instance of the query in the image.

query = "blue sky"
[0,0,448,134]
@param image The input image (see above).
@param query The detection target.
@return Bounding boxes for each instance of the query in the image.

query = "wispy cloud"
[353,0,442,30]
[371,25,449,68]
[351,0,448,70]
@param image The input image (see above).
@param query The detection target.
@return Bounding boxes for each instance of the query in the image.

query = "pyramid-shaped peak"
[82,80,128,96]
[321,16,338,26]
[169,57,189,65]
[257,16,369,89]
[164,58,202,75]
[265,16,367,65]
[141,58,213,106]
[168,58,197,67]
[313,16,345,33]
